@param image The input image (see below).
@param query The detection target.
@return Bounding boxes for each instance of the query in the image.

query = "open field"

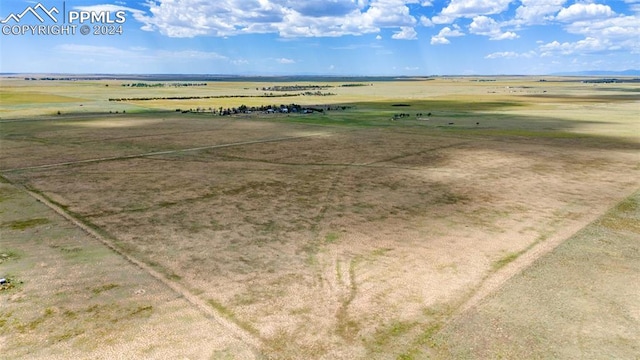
[432,191,640,359]
[1,76,639,358]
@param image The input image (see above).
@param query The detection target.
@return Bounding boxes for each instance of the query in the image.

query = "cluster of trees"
[392,112,431,119]
[177,103,340,116]
[303,91,335,96]
[121,82,208,87]
[259,85,332,92]
[581,78,640,83]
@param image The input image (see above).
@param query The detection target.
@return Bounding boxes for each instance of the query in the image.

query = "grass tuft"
[492,252,522,271]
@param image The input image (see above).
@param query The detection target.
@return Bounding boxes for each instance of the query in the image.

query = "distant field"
[0,76,638,359]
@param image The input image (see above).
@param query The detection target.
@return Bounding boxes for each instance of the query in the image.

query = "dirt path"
[15,183,265,352]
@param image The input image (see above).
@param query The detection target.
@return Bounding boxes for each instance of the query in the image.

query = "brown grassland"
[0,76,638,359]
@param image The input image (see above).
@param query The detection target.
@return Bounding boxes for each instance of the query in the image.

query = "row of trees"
[260,85,332,91]
[108,94,300,102]
[121,82,208,87]
[392,112,431,119]
[176,103,354,116]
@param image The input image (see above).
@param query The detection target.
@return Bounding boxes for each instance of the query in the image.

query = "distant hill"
[550,69,640,76]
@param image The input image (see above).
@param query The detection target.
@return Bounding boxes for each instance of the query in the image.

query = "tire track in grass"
[10,181,265,354]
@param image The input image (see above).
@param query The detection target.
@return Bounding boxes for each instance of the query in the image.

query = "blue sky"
[1,0,638,75]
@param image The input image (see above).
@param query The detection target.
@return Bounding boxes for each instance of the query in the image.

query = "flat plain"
[1,76,638,359]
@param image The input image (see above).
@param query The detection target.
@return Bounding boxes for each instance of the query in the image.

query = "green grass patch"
[2,218,50,230]
[91,283,120,295]
[325,232,340,244]
[492,251,523,271]
[0,187,16,202]
[373,321,416,346]
[614,198,639,213]
[207,298,258,335]
[0,250,21,264]
[0,91,84,105]
[598,194,640,232]
[129,305,153,316]
[349,99,525,112]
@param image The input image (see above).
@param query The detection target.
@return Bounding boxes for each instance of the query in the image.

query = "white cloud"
[433,0,512,24]
[159,50,228,60]
[564,15,639,37]
[420,15,434,27]
[431,26,464,45]
[392,26,418,40]
[556,3,615,22]
[625,0,640,13]
[485,51,535,59]
[561,15,640,53]
[136,0,425,38]
[277,57,295,64]
[513,0,567,25]
[539,37,612,56]
[469,16,518,40]
[101,0,639,64]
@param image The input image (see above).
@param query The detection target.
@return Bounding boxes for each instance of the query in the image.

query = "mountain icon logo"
[1,3,59,24]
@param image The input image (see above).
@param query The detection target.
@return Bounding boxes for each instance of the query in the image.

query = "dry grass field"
[1,76,638,359]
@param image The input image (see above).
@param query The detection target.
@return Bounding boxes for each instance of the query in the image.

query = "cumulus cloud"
[539,37,612,56]
[124,0,639,59]
[431,26,464,45]
[556,3,615,22]
[420,15,434,27]
[433,0,512,24]
[392,26,418,39]
[513,0,566,25]
[469,16,518,40]
[560,15,640,53]
[136,0,428,38]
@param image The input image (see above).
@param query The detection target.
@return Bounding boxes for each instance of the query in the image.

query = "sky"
[0,0,638,75]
